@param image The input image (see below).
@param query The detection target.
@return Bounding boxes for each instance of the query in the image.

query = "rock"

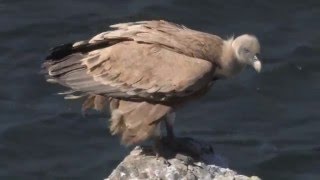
[106,137,261,180]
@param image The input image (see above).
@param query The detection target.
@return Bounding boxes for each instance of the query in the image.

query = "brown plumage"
[42,20,262,146]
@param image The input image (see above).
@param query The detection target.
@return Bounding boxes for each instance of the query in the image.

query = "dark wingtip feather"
[45,37,132,61]
[45,43,74,60]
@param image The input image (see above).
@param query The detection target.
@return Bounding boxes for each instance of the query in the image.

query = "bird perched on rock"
[42,20,261,154]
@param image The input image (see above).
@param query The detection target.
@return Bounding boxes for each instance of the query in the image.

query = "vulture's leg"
[153,137,164,158]
[152,124,171,165]
[152,123,164,157]
[165,111,176,139]
[164,112,206,161]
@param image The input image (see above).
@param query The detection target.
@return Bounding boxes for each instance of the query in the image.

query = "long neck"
[213,38,245,78]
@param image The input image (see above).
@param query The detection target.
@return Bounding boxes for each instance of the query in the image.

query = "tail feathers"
[43,53,85,78]
[42,36,133,95]
[42,37,130,85]
[42,52,108,100]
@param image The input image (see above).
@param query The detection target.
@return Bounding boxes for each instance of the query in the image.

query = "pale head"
[232,34,262,73]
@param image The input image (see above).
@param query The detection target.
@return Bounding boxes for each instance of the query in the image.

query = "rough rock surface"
[106,137,261,180]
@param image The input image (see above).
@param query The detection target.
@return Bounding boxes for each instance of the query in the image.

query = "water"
[0,0,319,179]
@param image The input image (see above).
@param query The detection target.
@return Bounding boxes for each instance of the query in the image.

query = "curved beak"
[251,56,262,73]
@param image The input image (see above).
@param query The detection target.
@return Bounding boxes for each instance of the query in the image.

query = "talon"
[153,137,165,157]
[156,154,171,166]
[163,158,171,166]
[175,153,194,165]
[152,136,173,166]
[155,152,160,160]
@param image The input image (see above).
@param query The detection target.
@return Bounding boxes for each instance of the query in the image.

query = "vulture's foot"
[152,137,214,164]
[162,137,214,161]
[153,137,171,165]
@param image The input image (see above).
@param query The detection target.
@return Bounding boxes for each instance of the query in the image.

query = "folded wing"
[43,20,219,103]
[45,41,213,102]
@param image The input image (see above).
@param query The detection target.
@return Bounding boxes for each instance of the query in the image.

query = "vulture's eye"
[244,48,250,53]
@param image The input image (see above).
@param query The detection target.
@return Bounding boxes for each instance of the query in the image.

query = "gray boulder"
[106,138,261,180]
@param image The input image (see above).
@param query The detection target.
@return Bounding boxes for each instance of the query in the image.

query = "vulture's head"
[232,34,262,73]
